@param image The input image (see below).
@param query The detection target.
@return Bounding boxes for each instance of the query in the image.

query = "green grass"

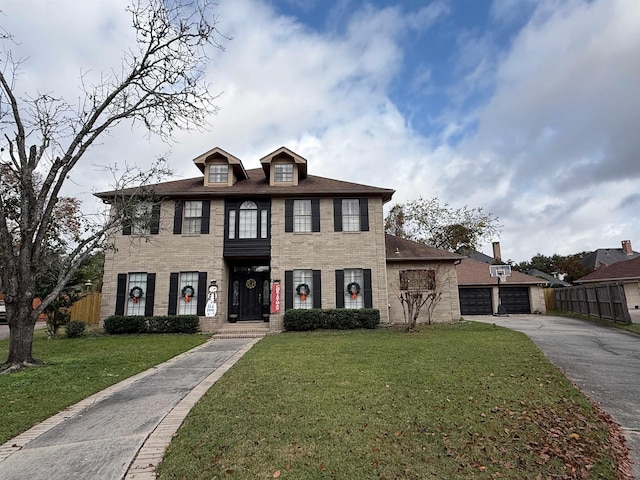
[157,322,620,479]
[548,309,640,334]
[0,329,208,443]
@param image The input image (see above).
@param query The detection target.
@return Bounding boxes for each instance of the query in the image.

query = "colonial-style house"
[97,147,400,331]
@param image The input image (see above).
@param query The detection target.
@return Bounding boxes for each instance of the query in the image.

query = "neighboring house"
[456,257,548,315]
[522,269,572,287]
[580,240,639,270]
[385,234,464,324]
[97,146,400,331]
[575,255,640,311]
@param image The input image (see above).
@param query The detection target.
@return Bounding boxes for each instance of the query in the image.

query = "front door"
[238,272,264,320]
[229,265,270,321]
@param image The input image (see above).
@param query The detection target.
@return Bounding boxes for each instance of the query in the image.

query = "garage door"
[459,288,493,315]
[500,287,531,314]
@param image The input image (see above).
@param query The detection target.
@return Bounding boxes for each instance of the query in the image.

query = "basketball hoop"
[489,264,511,283]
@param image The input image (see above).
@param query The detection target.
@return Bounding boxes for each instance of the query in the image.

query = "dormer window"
[209,164,229,184]
[274,164,293,182]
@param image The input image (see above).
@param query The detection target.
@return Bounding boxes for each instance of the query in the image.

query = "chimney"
[622,240,633,255]
[492,241,502,262]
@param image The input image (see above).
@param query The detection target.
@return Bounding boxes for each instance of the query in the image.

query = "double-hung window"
[130,203,152,235]
[293,269,313,309]
[342,199,360,232]
[344,268,364,309]
[183,201,202,234]
[178,272,199,315]
[127,272,148,315]
[294,200,312,233]
[209,164,228,184]
[274,164,293,182]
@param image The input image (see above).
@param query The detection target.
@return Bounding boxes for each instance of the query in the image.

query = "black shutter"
[313,270,322,308]
[333,198,342,232]
[201,200,210,234]
[145,273,156,316]
[285,270,293,311]
[311,199,320,232]
[197,272,207,316]
[285,199,294,232]
[150,204,161,235]
[115,273,127,315]
[173,201,183,234]
[363,269,373,308]
[359,198,369,232]
[335,270,345,308]
[168,273,179,315]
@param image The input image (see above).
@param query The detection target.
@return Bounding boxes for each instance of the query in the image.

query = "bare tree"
[385,197,502,253]
[396,265,449,331]
[0,0,224,372]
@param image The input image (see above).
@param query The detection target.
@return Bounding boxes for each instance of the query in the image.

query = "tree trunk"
[3,298,40,371]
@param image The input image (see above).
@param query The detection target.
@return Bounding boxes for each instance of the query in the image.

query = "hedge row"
[103,315,200,334]
[283,308,380,331]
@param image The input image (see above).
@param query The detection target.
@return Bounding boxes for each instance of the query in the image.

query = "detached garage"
[456,257,547,315]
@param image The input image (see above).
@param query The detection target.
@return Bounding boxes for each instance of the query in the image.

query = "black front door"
[229,265,270,322]
[238,272,264,320]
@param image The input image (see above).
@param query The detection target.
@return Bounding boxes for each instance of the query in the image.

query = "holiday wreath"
[129,286,144,304]
[296,283,310,301]
[182,285,195,302]
[347,282,361,300]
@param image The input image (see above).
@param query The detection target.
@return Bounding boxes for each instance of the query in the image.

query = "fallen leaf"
[272,471,281,478]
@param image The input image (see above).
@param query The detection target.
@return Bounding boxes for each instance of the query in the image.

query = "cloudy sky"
[2,0,639,262]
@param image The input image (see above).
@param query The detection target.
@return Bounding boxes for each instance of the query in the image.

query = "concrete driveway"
[469,314,640,478]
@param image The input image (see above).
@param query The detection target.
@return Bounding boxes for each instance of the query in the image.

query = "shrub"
[103,315,200,334]
[147,316,199,334]
[284,309,380,331]
[65,321,87,338]
[103,316,147,334]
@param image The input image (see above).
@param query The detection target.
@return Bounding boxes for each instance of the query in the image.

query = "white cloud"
[3,0,639,263]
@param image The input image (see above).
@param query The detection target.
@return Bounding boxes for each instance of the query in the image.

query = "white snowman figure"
[205,282,218,317]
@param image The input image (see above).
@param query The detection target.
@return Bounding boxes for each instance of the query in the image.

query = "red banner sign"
[271,281,281,314]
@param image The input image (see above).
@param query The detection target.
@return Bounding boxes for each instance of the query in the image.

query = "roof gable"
[192,147,248,180]
[260,146,308,180]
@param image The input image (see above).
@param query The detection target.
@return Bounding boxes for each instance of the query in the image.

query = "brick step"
[213,332,267,339]
[212,322,269,338]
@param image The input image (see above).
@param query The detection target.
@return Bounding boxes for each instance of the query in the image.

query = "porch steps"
[212,322,269,339]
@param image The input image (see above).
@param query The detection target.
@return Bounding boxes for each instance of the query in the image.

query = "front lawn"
[0,330,208,443]
[157,322,626,479]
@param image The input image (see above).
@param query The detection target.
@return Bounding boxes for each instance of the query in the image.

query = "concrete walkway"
[469,314,640,479]
[0,337,259,480]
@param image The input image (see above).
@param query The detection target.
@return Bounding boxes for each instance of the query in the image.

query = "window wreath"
[181,285,195,303]
[346,282,361,300]
[296,283,310,301]
[129,286,144,304]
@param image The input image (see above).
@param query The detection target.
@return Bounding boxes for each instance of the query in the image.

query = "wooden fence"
[70,293,102,325]
[555,283,631,324]
[543,288,556,310]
